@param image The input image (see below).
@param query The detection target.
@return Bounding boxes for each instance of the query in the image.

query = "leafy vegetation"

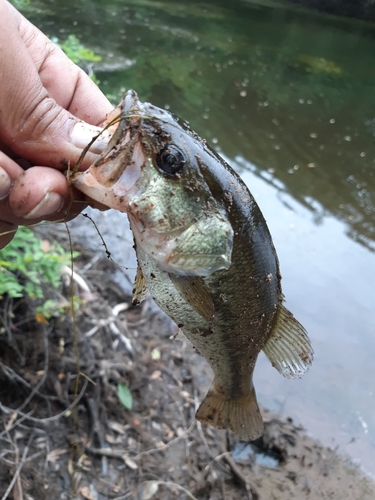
[0,227,75,318]
[51,34,102,65]
[51,34,102,86]
[8,0,30,10]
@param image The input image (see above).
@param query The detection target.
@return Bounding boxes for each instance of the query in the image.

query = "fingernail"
[71,122,113,155]
[24,192,64,220]
[0,166,12,200]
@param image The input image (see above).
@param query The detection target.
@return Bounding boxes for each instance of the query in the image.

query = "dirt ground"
[1,235,375,500]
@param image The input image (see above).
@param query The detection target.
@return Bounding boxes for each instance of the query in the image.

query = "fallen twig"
[0,378,88,424]
[15,325,51,413]
[133,420,195,460]
[142,480,199,500]
[87,397,108,476]
[84,420,195,464]
[219,436,259,500]
[0,412,34,440]
[1,432,34,500]
[83,301,132,353]
[62,265,91,293]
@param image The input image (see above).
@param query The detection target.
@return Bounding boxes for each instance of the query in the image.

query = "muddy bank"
[0,231,374,499]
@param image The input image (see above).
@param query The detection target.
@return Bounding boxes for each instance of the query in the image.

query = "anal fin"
[263,304,313,379]
[196,383,263,441]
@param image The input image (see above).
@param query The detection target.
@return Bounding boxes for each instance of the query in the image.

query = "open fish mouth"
[72,91,146,212]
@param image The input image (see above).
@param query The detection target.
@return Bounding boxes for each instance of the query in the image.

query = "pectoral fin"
[168,274,215,322]
[132,263,148,306]
[262,304,313,379]
[166,211,233,276]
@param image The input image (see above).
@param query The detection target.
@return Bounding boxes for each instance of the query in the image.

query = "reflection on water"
[26,0,375,475]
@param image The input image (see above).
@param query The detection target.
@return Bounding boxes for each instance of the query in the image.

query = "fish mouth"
[73,90,146,211]
[122,89,143,116]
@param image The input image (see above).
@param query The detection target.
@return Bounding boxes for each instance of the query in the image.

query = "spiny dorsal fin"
[262,304,313,379]
[132,263,147,306]
[168,274,215,322]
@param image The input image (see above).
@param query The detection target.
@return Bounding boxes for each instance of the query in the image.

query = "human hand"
[0,0,114,248]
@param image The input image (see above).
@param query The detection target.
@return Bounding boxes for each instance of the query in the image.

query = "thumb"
[0,0,112,169]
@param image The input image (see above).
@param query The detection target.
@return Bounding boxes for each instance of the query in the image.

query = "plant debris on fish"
[73,90,313,441]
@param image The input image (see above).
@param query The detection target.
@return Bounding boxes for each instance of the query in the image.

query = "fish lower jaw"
[73,170,130,211]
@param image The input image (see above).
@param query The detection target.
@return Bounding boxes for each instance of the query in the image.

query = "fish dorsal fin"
[262,304,313,379]
[132,263,148,306]
[168,274,215,322]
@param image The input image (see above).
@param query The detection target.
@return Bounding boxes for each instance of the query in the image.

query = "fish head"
[73,90,233,276]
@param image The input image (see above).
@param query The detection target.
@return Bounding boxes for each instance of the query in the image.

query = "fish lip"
[123,89,143,117]
[72,91,147,209]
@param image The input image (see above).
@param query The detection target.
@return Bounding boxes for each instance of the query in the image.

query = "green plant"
[0,227,75,316]
[8,0,30,10]
[117,382,133,410]
[52,34,102,65]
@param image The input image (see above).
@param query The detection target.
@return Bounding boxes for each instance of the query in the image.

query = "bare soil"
[0,238,374,500]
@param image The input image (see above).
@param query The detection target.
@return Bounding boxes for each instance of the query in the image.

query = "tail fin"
[195,384,263,441]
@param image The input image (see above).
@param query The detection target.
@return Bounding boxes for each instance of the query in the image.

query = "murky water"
[25,0,375,475]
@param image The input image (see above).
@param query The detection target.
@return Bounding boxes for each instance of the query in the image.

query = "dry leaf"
[35,312,48,324]
[109,421,127,435]
[106,434,116,444]
[150,370,161,380]
[124,455,138,470]
[47,448,68,463]
[81,291,98,302]
[80,485,98,500]
[141,481,159,500]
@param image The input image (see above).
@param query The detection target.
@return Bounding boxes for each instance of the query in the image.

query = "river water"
[25,0,375,476]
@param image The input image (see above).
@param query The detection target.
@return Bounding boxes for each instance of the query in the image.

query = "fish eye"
[156,144,186,176]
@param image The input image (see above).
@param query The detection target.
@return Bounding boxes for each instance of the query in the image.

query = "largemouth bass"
[73,90,313,441]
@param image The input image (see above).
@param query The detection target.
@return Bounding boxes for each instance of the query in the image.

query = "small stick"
[1,433,34,500]
[87,397,108,476]
[219,435,259,500]
[0,379,88,424]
